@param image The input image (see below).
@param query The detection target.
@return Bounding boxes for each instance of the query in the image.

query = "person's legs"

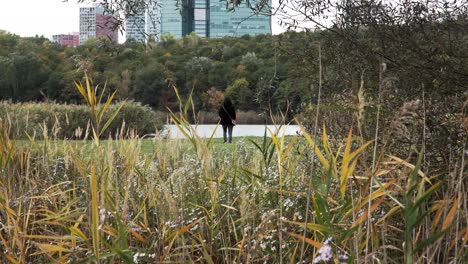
[228,125,233,143]
[222,124,228,143]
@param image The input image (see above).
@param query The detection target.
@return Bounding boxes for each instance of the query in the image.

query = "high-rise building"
[209,0,271,38]
[126,4,147,42]
[80,4,118,45]
[96,4,119,43]
[125,0,161,41]
[146,0,161,40]
[126,0,270,41]
[79,6,96,44]
[172,0,271,38]
[52,33,80,47]
[126,0,161,42]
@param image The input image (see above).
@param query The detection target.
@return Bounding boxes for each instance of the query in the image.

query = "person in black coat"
[218,97,236,143]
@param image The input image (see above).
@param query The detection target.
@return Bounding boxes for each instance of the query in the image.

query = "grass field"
[1,125,466,263]
[0,80,465,263]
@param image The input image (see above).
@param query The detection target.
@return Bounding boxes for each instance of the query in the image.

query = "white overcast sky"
[0,0,286,40]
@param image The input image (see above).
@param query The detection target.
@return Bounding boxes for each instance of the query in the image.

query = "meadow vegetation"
[0,77,466,263]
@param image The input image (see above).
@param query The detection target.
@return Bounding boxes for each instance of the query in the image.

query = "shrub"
[0,101,164,139]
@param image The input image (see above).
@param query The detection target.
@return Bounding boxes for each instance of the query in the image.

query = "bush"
[192,110,289,125]
[0,101,164,139]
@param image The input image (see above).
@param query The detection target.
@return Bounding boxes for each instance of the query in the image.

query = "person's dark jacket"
[219,102,236,126]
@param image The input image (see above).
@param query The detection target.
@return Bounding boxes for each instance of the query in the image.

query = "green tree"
[225,78,253,110]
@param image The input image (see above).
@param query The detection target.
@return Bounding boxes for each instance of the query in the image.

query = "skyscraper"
[79,6,96,44]
[126,0,161,42]
[79,4,118,45]
[181,0,271,38]
[126,4,147,42]
[126,0,271,41]
[209,0,271,38]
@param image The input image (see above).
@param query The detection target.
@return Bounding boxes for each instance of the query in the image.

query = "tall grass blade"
[90,165,100,259]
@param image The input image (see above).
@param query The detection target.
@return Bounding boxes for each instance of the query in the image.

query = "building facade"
[80,4,118,44]
[79,6,96,44]
[126,4,147,42]
[52,33,80,47]
[125,0,161,42]
[176,0,271,38]
[209,0,271,38]
[127,0,270,41]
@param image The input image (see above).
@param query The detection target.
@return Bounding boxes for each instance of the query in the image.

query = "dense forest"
[0,31,302,114]
[2,24,465,115]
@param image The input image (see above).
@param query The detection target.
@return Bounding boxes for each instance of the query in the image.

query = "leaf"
[353,196,385,226]
[414,230,447,252]
[36,243,72,253]
[300,125,330,171]
[97,88,118,122]
[74,81,89,105]
[90,166,100,258]
[387,155,430,183]
[220,204,238,211]
[442,196,459,230]
[164,217,205,243]
[101,101,125,136]
[283,219,332,234]
[5,255,19,264]
[130,229,147,244]
[322,124,331,157]
[408,182,442,218]
[69,226,88,241]
[85,74,95,107]
[287,232,323,248]
[280,135,298,163]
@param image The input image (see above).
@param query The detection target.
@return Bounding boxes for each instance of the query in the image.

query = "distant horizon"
[0,0,287,43]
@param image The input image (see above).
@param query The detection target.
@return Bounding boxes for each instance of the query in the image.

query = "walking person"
[218,97,236,143]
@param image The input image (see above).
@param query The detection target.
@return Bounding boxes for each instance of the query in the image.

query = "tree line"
[0,20,466,117]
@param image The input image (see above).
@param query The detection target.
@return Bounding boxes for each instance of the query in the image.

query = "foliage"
[0,79,465,262]
[0,101,164,139]
[0,119,465,263]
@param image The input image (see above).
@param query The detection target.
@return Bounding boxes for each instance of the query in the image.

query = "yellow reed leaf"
[287,232,323,249]
[322,124,331,156]
[300,126,330,171]
[386,155,431,183]
[442,197,459,230]
[349,178,398,216]
[5,254,19,264]
[165,217,205,243]
[280,135,298,163]
[22,234,80,241]
[353,196,385,226]
[283,219,331,233]
[69,226,88,241]
[339,129,372,199]
[431,200,446,232]
[74,81,88,105]
[102,225,117,238]
[130,229,147,244]
[36,243,72,253]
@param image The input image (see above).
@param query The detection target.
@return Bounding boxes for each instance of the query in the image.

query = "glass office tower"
[161,0,184,38]
[151,0,271,39]
[146,0,162,41]
[125,0,161,42]
[126,5,147,42]
[192,0,209,37]
[209,0,271,38]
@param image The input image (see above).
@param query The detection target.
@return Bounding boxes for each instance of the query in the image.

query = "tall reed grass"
[0,77,465,263]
